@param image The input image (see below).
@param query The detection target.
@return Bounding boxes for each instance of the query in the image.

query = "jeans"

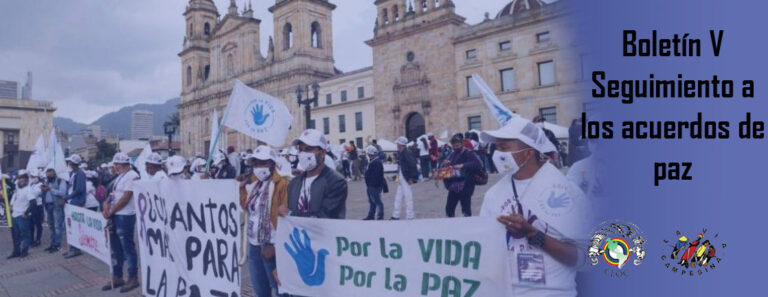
[420,156,432,179]
[446,183,475,217]
[11,216,31,254]
[29,204,44,243]
[366,187,384,219]
[45,203,65,248]
[248,244,286,297]
[110,215,138,279]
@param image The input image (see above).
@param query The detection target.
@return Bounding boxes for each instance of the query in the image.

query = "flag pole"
[1,176,11,228]
[205,81,237,172]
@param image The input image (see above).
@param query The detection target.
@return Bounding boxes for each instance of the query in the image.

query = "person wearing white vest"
[480,117,590,297]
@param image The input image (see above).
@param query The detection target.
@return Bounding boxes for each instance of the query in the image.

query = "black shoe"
[363,216,374,221]
[6,253,20,259]
[102,279,125,291]
[64,252,82,259]
[48,247,60,253]
[377,217,384,220]
[390,217,400,220]
[30,242,40,248]
[43,246,53,252]
[120,278,140,293]
[19,252,28,258]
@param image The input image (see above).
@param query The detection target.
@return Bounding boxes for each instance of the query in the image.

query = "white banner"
[276,216,510,297]
[132,179,242,297]
[223,80,293,147]
[64,204,111,265]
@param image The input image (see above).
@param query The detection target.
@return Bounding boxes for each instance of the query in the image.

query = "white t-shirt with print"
[111,170,140,216]
[298,175,319,208]
[480,172,578,297]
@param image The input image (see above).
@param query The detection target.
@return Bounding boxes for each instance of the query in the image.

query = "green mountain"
[54,97,180,139]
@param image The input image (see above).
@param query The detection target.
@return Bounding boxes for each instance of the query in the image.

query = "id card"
[517,253,546,285]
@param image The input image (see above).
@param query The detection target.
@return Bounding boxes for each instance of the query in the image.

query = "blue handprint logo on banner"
[284,227,329,286]
[251,104,271,126]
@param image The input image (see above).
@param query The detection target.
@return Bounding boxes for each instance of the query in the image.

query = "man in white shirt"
[101,152,140,293]
[480,117,590,297]
[144,152,167,181]
[7,170,40,259]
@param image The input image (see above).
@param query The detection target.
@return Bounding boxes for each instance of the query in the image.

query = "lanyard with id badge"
[508,178,546,286]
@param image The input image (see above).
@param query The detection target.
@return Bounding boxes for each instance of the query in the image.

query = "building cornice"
[365,14,466,47]
[269,0,336,13]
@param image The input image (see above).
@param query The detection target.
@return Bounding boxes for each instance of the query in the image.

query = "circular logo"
[244,98,276,134]
[602,238,630,267]
[587,220,646,271]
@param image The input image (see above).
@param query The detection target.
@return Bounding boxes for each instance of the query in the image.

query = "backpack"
[470,152,488,185]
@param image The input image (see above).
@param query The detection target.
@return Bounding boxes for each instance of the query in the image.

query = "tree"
[92,139,117,166]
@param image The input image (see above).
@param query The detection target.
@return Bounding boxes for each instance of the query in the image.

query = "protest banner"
[276,216,510,297]
[132,179,242,297]
[64,204,111,265]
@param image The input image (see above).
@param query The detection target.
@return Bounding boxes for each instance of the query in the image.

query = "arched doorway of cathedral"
[405,112,425,141]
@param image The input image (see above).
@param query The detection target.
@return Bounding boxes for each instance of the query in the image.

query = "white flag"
[47,129,68,177]
[223,80,293,147]
[134,144,152,180]
[209,108,220,157]
[471,73,515,126]
[26,135,47,172]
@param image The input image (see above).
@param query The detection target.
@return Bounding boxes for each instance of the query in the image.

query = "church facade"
[179,0,583,156]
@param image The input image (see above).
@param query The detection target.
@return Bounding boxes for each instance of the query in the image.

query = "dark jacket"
[396,149,419,182]
[287,166,347,219]
[216,164,237,179]
[443,148,482,190]
[67,168,87,206]
[364,157,384,188]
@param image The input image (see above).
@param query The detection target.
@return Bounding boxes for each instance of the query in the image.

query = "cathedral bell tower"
[269,0,336,74]
[179,0,218,94]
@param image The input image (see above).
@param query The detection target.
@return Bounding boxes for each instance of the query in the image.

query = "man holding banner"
[239,145,290,297]
[101,152,140,293]
[287,129,348,219]
[480,117,589,297]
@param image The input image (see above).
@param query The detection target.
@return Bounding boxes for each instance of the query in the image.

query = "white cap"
[395,136,408,146]
[247,145,278,163]
[212,151,227,165]
[17,169,29,177]
[111,152,131,164]
[166,155,187,175]
[85,170,98,178]
[145,152,163,165]
[480,117,557,153]
[190,157,207,173]
[365,145,379,155]
[65,154,83,165]
[291,129,328,150]
[100,163,107,169]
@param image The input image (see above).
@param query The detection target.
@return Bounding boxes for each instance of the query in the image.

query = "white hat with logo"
[166,155,187,175]
[365,145,379,155]
[65,154,83,165]
[111,152,131,164]
[480,116,557,153]
[291,129,328,150]
[247,145,278,163]
[145,152,163,165]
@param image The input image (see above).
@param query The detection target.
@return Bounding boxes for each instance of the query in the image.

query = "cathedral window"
[394,5,399,21]
[204,65,210,80]
[383,9,389,25]
[204,23,211,37]
[227,54,234,75]
[186,66,192,86]
[422,0,428,12]
[189,23,193,37]
[283,23,294,50]
[435,0,441,8]
[311,22,322,48]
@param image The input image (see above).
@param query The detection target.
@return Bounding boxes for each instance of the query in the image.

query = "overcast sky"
[0,0,522,123]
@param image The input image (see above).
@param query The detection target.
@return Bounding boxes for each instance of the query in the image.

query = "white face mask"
[492,149,532,175]
[253,167,272,181]
[298,152,318,171]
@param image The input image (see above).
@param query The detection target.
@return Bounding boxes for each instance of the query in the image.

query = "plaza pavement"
[0,173,504,297]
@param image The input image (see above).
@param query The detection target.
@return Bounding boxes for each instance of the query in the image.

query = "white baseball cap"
[480,116,556,153]
[65,154,83,165]
[166,155,187,175]
[190,157,207,173]
[291,129,328,150]
[111,152,131,164]
[247,145,278,163]
[145,152,163,165]
[17,169,29,178]
[395,136,408,146]
[365,145,379,155]
[212,151,227,164]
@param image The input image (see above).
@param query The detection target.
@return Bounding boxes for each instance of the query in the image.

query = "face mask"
[298,152,318,171]
[493,149,532,175]
[253,167,272,181]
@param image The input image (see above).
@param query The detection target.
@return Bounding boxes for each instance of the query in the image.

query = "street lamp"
[163,121,178,156]
[296,81,320,129]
